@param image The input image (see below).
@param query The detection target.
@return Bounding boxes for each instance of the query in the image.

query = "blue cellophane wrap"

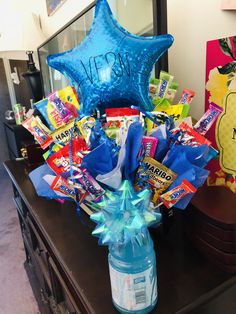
[29,163,72,200]
[124,122,143,182]
[165,153,209,209]
[150,125,171,162]
[163,144,209,168]
[81,142,114,179]
[89,120,119,168]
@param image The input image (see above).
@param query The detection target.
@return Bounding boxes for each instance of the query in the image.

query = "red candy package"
[50,175,76,200]
[47,137,89,175]
[106,107,140,128]
[22,115,53,149]
[175,122,212,147]
[51,175,89,203]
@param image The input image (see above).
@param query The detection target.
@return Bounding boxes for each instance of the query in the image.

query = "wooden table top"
[4,160,236,314]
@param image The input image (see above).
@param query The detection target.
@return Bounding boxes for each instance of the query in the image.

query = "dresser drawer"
[27,216,52,289]
[49,257,81,314]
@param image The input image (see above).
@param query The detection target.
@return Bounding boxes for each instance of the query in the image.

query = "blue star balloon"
[47,0,174,115]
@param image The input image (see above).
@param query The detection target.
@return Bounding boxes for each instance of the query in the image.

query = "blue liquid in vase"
[108,231,157,314]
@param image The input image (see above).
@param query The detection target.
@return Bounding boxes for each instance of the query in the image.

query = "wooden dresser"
[3,160,236,314]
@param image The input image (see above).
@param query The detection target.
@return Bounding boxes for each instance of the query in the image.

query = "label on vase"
[109,263,157,311]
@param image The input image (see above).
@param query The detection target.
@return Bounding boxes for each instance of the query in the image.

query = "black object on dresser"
[3,160,236,314]
[4,122,34,159]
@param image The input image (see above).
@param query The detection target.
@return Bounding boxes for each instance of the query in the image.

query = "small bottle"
[13,103,24,125]
[108,230,157,314]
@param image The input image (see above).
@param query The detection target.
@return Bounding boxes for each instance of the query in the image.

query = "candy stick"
[194,102,223,136]
[158,179,196,209]
[179,88,195,104]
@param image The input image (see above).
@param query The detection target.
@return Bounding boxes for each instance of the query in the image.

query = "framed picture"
[205,36,236,194]
[46,0,67,16]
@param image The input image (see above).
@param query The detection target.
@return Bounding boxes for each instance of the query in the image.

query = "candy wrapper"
[22,115,53,149]
[73,168,105,202]
[47,137,89,176]
[179,88,195,104]
[50,175,76,200]
[166,81,179,103]
[51,119,77,145]
[149,77,160,97]
[105,107,140,129]
[25,68,222,221]
[157,71,174,99]
[35,86,79,131]
[194,102,223,135]
[171,122,212,147]
[136,156,177,204]
[76,116,96,143]
[159,179,196,209]
[141,136,158,158]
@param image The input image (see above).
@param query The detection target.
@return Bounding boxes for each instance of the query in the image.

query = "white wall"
[39,0,93,37]
[39,0,236,119]
[2,0,236,117]
[167,0,236,119]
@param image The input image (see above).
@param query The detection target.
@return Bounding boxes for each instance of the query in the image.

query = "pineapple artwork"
[205,36,236,194]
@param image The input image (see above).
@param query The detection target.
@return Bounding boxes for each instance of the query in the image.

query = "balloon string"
[68,123,81,213]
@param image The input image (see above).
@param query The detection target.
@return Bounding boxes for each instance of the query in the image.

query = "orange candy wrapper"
[159,179,197,209]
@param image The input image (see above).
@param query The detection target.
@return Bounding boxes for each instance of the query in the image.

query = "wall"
[2,0,236,119]
[39,0,93,37]
[167,0,236,119]
[39,0,116,38]
[39,0,236,119]
[38,0,151,39]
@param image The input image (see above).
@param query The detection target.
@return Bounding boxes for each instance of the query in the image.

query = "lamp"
[0,10,46,103]
[22,51,44,104]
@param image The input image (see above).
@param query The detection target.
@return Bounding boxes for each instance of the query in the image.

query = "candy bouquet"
[21,0,224,312]
[23,75,222,215]
[22,74,222,313]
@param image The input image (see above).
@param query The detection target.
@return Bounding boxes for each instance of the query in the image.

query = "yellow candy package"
[136,156,177,204]
[76,116,96,143]
[51,119,77,145]
[154,103,184,120]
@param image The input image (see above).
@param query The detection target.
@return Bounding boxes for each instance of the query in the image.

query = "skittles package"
[35,86,79,131]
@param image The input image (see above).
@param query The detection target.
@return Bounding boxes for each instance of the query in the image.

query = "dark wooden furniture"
[4,122,34,159]
[4,160,236,314]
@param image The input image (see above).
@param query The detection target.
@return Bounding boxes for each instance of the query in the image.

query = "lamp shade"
[0,10,45,51]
